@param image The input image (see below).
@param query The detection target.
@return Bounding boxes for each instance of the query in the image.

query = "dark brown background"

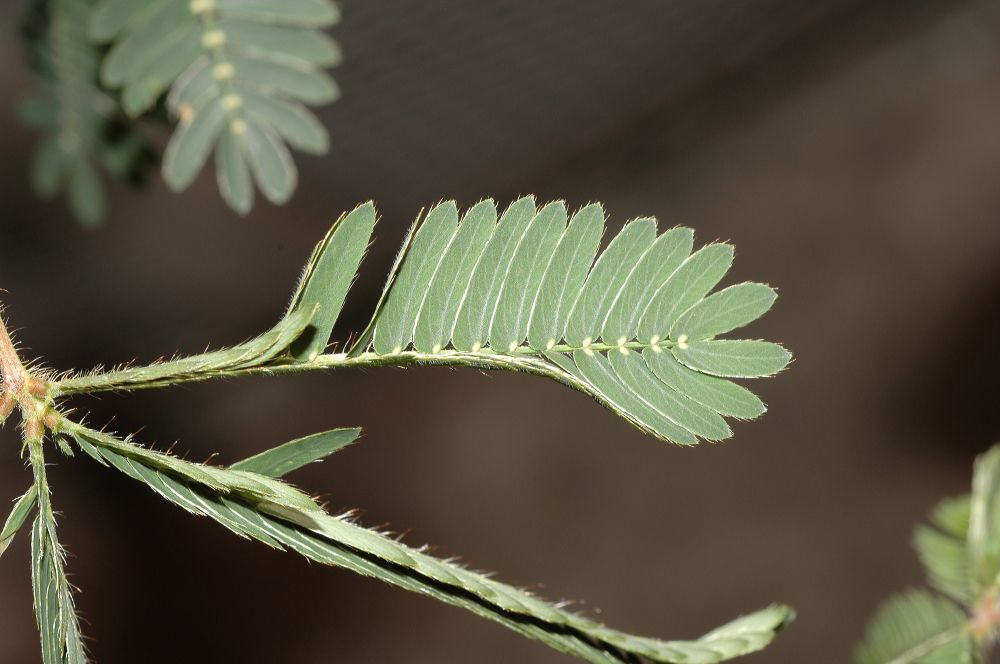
[3,0,1000,662]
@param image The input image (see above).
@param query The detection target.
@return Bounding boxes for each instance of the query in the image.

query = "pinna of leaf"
[89,0,341,215]
[5,198,793,663]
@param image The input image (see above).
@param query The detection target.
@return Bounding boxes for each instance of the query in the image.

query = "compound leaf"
[51,199,789,447]
[71,422,790,664]
[359,200,788,444]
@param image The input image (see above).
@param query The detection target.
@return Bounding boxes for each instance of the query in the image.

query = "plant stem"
[51,339,678,397]
[52,348,584,395]
[0,309,30,429]
[0,308,26,395]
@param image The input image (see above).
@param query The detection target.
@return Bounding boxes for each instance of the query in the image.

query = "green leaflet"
[212,0,340,26]
[489,202,567,352]
[66,158,106,229]
[220,22,342,67]
[167,59,215,113]
[77,424,790,663]
[31,518,60,664]
[564,218,657,347]
[288,202,377,360]
[643,349,765,420]
[527,203,604,351]
[602,227,693,346]
[855,590,970,664]
[69,427,321,517]
[28,446,88,664]
[88,0,162,41]
[231,428,361,477]
[215,127,253,215]
[452,196,536,351]
[242,92,329,154]
[121,29,204,117]
[932,495,971,538]
[31,516,87,664]
[572,350,696,445]
[413,200,497,353]
[672,340,791,378]
[163,96,228,192]
[609,349,730,442]
[100,1,192,87]
[30,136,67,200]
[347,217,421,356]
[1,486,38,558]
[242,123,298,205]
[637,244,734,344]
[373,202,459,355]
[969,446,1000,595]
[90,0,341,214]
[671,282,777,343]
[914,524,969,604]
[228,55,339,105]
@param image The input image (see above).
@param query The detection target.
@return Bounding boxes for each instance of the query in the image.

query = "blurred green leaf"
[91,0,341,215]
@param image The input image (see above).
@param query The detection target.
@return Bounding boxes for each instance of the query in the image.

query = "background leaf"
[855,589,970,664]
[20,0,153,226]
[90,0,341,214]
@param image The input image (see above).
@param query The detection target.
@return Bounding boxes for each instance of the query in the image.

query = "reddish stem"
[0,310,26,396]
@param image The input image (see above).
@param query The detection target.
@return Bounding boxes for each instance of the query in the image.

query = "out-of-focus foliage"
[19,0,153,227]
[856,445,1000,663]
[17,0,341,225]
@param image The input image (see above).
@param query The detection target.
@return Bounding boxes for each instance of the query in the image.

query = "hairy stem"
[0,308,26,395]
[52,340,677,397]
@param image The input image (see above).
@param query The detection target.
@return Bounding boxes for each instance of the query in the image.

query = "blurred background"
[2,0,1000,661]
